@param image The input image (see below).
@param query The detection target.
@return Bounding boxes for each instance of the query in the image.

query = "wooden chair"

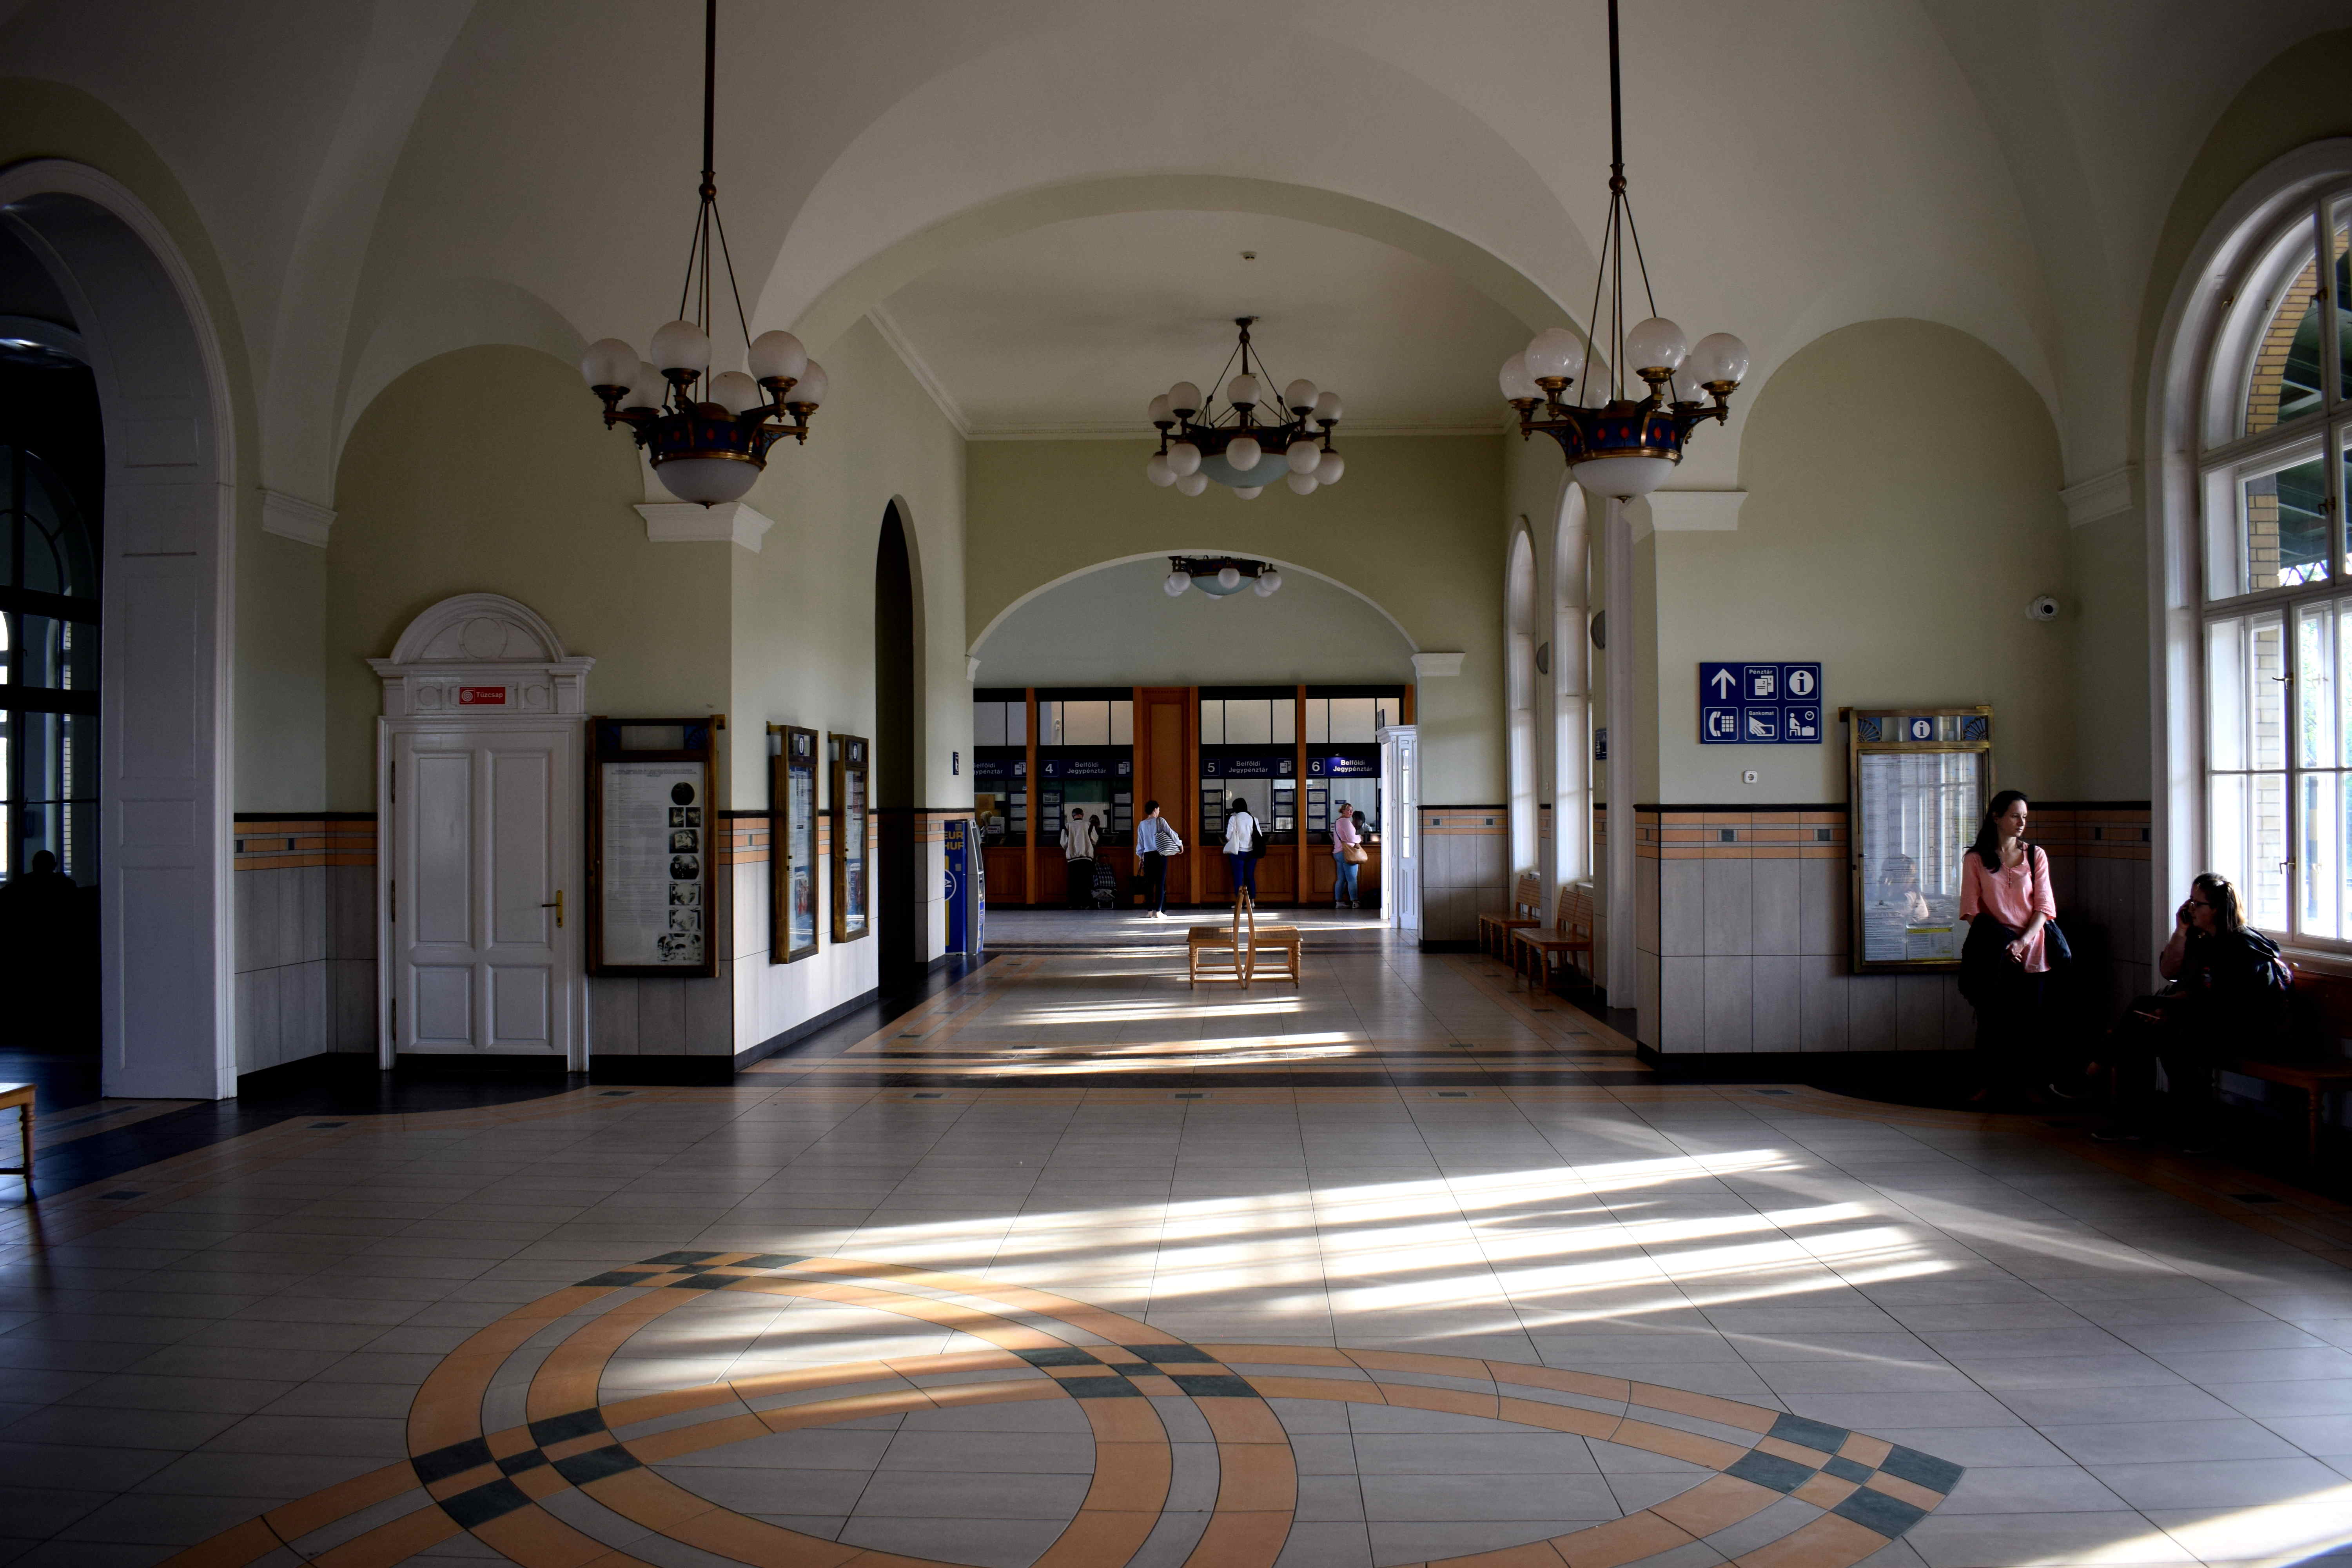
[1510,883,1595,993]
[1188,897,1251,986]
[0,1082,33,1198]
[2213,962,2352,1163]
[1479,874,1545,962]
[1247,892,1303,985]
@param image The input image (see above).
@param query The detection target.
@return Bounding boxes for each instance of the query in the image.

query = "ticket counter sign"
[1203,751,1294,779]
[1699,661,1823,746]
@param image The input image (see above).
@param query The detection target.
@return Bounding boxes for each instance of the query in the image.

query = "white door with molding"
[372,593,594,1067]
[392,724,576,1058]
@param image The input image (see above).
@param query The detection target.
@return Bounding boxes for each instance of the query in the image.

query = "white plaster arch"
[0,156,238,1098]
[967,549,1421,660]
[336,276,587,468]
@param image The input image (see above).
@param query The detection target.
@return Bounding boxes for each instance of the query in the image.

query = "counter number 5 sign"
[1699,661,1824,746]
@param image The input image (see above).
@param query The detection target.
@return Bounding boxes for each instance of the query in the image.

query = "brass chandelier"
[1145,318,1345,499]
[1499,0,1748,498]
[577,0,820,506]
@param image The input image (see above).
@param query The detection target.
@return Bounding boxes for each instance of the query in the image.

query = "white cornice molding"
[966,419,1507,441]
[866,303,972,438]
[635,501,775,552]
[1628,490,1743,541]
[1412,652,1465,678]
[259,488,334,547]
[2061,463,2137,527]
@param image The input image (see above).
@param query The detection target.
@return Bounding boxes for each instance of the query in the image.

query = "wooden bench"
[1188,899,1251,987]
[0,1082,32,1198]
[1479,874,1544,963]
[1510,883,1595,993]
[2219,963,2352,1162]
[1247,894,1303,985]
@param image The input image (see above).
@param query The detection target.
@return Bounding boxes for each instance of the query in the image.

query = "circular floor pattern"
[160,1251,1964,1568]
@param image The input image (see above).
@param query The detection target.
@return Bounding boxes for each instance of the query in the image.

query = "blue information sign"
[1699,662,1824,746]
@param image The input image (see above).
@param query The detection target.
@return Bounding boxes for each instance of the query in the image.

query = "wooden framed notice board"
[769,724,820,964]
[588,716,720,978]
[831,733,870,944]
[1843,705,1993,975]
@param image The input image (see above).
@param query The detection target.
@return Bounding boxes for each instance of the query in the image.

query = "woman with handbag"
[1223,796,1260,903]
[1332,798,1363,908]
[1958,789,2059,1106]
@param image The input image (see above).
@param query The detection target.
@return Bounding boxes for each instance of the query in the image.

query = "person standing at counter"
[1958,789,2057,1105]
[1135,799,1181,918]
[1332,798,1361,909]
[1060,806,1097,911]
[1223,796,1260,902]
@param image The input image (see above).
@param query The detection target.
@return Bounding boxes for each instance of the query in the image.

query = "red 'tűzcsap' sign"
[457,686,507,706]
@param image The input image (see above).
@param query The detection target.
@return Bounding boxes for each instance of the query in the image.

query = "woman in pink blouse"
[1958,789,2058,1103]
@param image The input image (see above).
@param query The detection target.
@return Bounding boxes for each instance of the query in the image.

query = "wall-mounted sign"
[588,717,719,978]
[1041,756,1131,780]
[457,686,506,706]
[768,724,819,965]
[1699,661,1823,745]
[831,733,870,944]
[1594,726,1608,761]
[1203,752,1296,779]
[1306,754,1377,777]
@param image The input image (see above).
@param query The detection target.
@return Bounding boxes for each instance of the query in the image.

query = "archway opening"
[874,503,921,995]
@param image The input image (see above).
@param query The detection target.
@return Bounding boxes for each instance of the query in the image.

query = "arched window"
[1552,484,1591,885]
[2194,179,2351,940]
[1506,528,1537,873]
[0,443,99,884]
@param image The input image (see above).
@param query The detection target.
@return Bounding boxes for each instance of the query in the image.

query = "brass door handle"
[541,891,564,927]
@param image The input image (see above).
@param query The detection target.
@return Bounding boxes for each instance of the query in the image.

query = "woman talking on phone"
[1958,789,2057,1105]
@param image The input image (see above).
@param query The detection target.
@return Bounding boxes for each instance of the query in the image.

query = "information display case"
[1845,706,1993,973]
[768,723,819,964]
[830,733,870,944]
[588,716,719,978]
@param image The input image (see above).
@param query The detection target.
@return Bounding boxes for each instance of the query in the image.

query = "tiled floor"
[5,946,2352,1568]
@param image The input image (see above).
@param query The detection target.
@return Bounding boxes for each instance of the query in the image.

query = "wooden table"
[0,1082,31,1198]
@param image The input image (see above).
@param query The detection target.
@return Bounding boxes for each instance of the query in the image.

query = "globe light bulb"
[1313,390,1343,424]
[1256,570,1283,595]
[651,319,710,375]
[1217,566,1242,590]
[1167,441,1201,477]
[580,338,637,388]
[1234,486,1262,501]
[1286,441,1321,475]
[1227,373,1258,408]
[1175,472,1208,497]
[1283,378,1318,412]
[1226,436,1261,473]
[1165,572,1192,597]
[1498,352,1542,401]
[623,361,668,411]
[748,329,807,383]
[1524,327,1585,382]
[1167,381,1201,416]
[1686,331,1751,389]
[1624,316,1688,374]
[790,359,828,405]
[1286,472,1319,495]
[1316,452,1345,485]
[1147,394,1172,424]
[1146,453,1175,486]
[708,370,761,416]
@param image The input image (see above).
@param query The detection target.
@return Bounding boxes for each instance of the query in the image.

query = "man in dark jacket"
[2095,871,2288,1151]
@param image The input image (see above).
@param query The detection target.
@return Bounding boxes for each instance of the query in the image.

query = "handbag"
[1343,843,1368,866]
[2033,846,2072,970]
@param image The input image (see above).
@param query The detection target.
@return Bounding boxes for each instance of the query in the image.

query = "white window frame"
[1505,526,1538,874]
[2176,164,2352,952]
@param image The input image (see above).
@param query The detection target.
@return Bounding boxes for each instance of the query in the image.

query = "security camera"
[2027,595,2060,622]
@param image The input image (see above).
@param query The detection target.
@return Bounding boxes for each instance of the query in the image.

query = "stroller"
[1091,858,1121,909]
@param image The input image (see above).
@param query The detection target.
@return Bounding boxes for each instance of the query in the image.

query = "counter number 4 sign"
[1699,662,1823,746]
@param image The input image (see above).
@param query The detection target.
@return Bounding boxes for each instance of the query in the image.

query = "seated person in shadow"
[0,851,98,1047]
[2090,871,2290,1153]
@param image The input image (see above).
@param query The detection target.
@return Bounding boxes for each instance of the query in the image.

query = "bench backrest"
[1557,883,1594,936]
[2287,961,2352,1059]
[1513,873,1543,918]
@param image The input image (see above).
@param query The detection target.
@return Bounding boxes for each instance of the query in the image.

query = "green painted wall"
[965,434,1507,802]
[326,345,728,807]
[1655,318,2073,804]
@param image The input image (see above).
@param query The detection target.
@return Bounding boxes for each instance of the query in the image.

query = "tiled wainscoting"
[230,814,377,1073]
[1416,806,1508,943]
[1632,804,2153,1056]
